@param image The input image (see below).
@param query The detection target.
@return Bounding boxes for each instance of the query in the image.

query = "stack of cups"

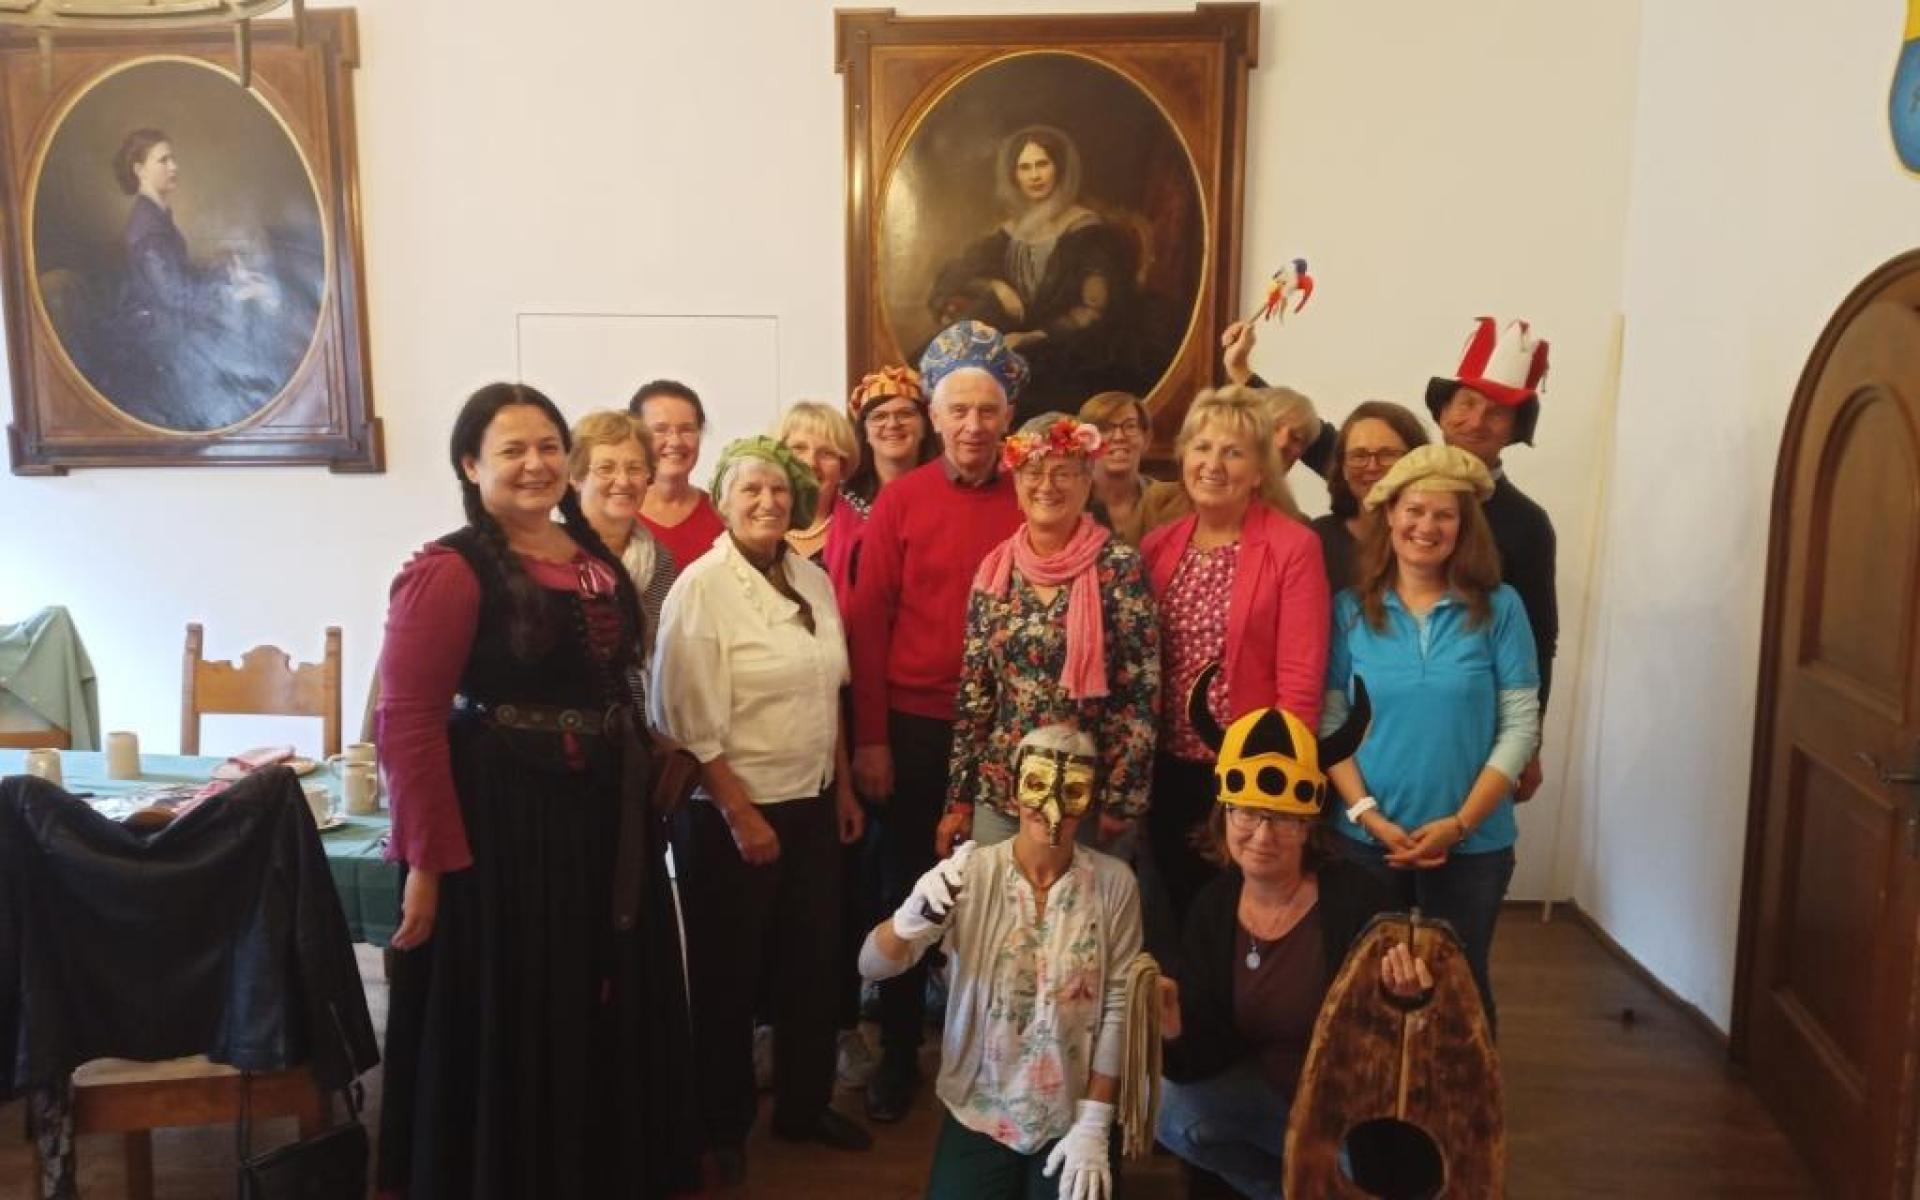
[331,742,381,816]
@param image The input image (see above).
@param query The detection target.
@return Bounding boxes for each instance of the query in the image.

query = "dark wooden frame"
[1,9,381,473]
[1730,247,1920,1058]
[835,4,1258,462]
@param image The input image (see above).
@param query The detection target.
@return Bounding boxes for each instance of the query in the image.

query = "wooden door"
[1738,251,1920,1198]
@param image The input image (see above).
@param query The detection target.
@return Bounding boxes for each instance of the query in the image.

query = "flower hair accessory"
[1001,415,1106,473]
[849,365,925,421]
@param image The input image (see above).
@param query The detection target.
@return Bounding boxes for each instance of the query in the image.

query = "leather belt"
[453,697,613,735]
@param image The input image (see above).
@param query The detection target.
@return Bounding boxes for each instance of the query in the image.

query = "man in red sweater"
[849,320,1027,1122]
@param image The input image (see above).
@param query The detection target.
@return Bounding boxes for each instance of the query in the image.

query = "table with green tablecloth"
[0,748,399,946]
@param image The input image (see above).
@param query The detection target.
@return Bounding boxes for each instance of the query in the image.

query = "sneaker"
[836,1026,877,1089]
[753,1023,774,1092]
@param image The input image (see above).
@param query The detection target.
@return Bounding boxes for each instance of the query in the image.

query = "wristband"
[1453,813,1473,841]
[1345,796,1378,823]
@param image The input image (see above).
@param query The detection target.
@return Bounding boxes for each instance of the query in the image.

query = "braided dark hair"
[449,383,642,664]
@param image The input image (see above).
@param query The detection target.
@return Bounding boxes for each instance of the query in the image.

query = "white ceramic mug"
[326,742,376,770]
[105,731,141,780]
[342,761,379,817]
[23,748,62,787]
[303,783,334,827]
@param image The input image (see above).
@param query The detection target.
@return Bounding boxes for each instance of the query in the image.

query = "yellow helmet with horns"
[1186,663,1372,818]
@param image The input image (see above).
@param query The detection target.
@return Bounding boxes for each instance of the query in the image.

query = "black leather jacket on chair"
[0,767,379,1098]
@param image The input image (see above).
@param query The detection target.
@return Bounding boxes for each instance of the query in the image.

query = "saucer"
[315,813,349,832]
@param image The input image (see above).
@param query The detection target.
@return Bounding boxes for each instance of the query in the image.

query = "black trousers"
[673,792,840,1146]
[1143,753,1220,952]
[872,711,954,1059]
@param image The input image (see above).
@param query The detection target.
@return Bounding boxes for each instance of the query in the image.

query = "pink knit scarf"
[973,515,1112,699]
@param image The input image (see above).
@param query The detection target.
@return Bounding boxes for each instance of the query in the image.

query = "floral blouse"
[1162,542,1239,762]
[946,539,1161,821]
[930,839,1142,1153]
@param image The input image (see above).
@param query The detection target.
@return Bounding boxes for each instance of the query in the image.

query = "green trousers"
[925,1110,1124,1200]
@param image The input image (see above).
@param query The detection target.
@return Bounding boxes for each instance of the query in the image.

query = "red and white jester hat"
[1424,317,1550,445]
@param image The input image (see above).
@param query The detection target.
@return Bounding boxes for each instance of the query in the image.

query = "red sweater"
[848,460,1023,745]
[639,493,725,578]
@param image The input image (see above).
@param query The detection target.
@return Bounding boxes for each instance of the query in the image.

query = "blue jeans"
[1329,837,1516,1029]
[1157,1061,1290,1200]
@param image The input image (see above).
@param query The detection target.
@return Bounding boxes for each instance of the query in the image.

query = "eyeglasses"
[589,462,651,481]
[1016,465,1089,488]
[1224,806,1310,832]
[647,423,701,442]
[1344,449,1405,469]
[865,408,921,427]
[1097,419,1145,437]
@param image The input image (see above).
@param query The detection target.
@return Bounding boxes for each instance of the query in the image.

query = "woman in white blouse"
[861,724,1141,1200]
[651,436,872,1182]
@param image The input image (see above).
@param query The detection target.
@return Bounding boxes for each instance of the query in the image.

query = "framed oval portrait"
[2,12,381,473]
[30,57,326,433]
[879,52,1206,424]
[840,7,1257,455]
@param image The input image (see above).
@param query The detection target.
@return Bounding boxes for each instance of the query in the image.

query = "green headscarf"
[709,435,820,531]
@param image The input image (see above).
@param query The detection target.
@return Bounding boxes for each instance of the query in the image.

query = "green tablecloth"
[0,748,399,947]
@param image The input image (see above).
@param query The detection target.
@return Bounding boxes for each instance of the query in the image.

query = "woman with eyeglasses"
[631,378,725,581]
[1077,390,1156,545]
[1310,402,1430,593]
[844,366,937,510]
[569,410,674,676]
[938,412,1160,858]
[1155,678,1419,1200]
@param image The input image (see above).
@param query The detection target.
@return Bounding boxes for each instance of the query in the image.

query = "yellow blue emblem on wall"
[1892,1,1920,172]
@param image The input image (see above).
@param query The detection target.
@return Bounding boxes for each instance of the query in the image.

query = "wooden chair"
[35,1058,328,1200]
[180,624,342,758]
[0,726,70,750]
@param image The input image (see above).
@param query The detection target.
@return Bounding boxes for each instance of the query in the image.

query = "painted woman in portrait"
[102,127,295,431]
[927,125,1151,421]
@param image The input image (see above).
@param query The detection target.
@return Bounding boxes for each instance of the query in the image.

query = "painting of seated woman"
[30,59,324,434]
[879,53,1206,424]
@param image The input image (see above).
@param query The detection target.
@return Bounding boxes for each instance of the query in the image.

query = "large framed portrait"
[2,10,381,473]
[837,6,1258,451]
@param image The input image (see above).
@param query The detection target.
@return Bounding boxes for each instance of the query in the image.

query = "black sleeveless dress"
[376,529,700,1198]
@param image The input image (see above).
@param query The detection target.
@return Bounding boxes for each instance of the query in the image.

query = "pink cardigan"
[1140,501,1331,730]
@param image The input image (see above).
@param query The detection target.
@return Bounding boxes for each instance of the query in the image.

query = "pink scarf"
[973,515,1112,699]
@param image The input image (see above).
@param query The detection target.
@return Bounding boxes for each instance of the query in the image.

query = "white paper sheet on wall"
[515,312,781,489]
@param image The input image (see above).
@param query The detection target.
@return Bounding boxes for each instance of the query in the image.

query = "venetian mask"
[1014,743,1097,846]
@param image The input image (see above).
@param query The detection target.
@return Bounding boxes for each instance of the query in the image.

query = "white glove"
[891,839,976,943]
[1041,1099,1114,1200]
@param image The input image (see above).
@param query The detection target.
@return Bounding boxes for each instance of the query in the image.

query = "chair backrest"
[0,726,70,750]
[180,624,342,757]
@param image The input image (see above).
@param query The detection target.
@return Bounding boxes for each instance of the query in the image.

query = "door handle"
[1856,751,1920,787]
[1858,747,1920,857]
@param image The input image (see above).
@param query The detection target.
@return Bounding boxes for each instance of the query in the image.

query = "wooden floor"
[0,906,1818,1198]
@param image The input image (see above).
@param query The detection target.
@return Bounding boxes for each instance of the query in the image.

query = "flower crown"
[1000,418,1105,472]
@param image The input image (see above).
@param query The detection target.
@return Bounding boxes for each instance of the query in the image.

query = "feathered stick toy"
[1249,257,1315,324]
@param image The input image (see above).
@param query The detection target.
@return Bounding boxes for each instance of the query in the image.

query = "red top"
[1161,542,1240,762]
[1140,502,1330,733]
[639,493,725,578]
[847,460,1023,745]
[375,542,620,874]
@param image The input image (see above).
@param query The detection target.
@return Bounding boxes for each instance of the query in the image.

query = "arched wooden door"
[1737,250,1920,1198]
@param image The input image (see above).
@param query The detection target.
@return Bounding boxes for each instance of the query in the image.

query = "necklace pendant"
[1245,948,1261,970]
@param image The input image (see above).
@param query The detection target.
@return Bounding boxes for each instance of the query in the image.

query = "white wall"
[1572,0,1920,1030]
[0,1,1642,901]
